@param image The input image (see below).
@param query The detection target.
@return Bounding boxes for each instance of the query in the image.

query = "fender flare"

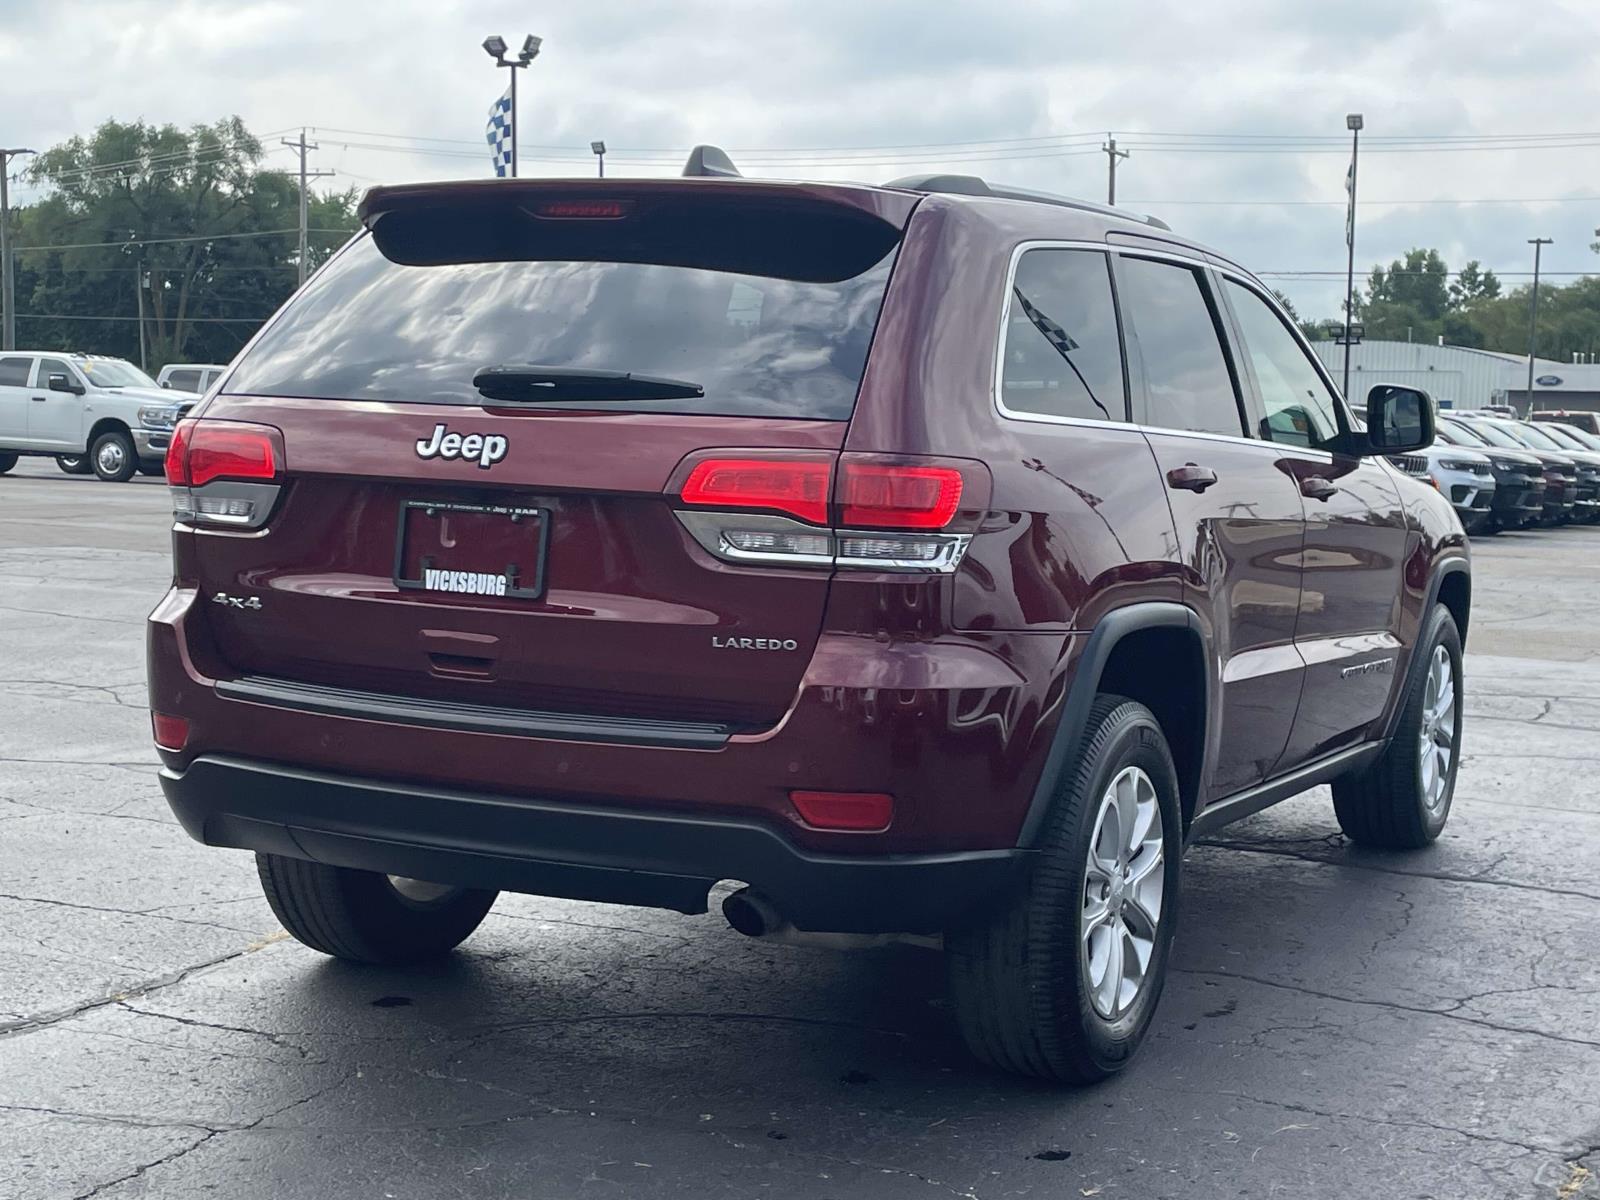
[1379,555,1470,742]
[1015,601,1203,849]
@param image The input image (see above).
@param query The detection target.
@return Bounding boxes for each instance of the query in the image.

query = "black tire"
[256,853,497,965]
[89,430,138,482]
[1332,606,1463,849]
[946,696,1183,1083]
[136,460,165,477]
[56,455,92,475]
[0,452,16,475]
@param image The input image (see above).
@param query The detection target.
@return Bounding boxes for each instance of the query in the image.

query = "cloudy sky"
[4,0,1600,319]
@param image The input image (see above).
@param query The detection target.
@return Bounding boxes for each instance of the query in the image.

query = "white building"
[1310,340,1600,412]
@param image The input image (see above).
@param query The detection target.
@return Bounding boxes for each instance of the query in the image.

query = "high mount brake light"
[673,453,977,574]
[681,458,832,525]
[531,199,633,220]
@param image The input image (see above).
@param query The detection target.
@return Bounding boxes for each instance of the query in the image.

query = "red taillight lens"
[681,458,833,525]
[791,790,895,832]
[166,420,281,488]
[164,419,194,485]
[151,712,189,751]
[838,462,963,529]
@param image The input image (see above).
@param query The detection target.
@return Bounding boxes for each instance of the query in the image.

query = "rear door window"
[0,357,32,387]
[166,369,202,391]
[225,206,901,421]
[1000,248,1126,422]
[1115,257,1246,437]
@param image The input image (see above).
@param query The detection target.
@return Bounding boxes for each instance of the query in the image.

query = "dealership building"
[1310,340,1600,412]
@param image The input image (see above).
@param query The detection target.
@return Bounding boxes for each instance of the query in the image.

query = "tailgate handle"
[427,651,496,679]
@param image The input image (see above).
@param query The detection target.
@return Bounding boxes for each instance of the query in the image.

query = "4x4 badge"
[415,424,509,470]
[211,592,262,610]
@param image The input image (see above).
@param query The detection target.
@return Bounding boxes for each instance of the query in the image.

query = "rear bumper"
[160,755,1027,933]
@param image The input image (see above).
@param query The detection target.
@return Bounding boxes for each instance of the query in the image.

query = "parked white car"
[1417,444,1497,533]
[155,363,228,395]
[0,352,201,481]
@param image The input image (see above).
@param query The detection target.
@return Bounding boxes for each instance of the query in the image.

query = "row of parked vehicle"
[0,353,224,481]
[1391,409,1600,535]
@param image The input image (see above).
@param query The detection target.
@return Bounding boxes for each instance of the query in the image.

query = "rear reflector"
[151,712,189,751]
[839,462,962,529]
[681,458,832,525]
[166,420,282,487]
[791,790,894,832]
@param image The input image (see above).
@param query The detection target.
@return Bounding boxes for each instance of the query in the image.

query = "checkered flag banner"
[486,87,513,177]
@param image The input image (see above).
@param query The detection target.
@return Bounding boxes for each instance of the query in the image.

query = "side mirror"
[160,380,171,388]
[1364,384,1434,454]
[48,373,85,396]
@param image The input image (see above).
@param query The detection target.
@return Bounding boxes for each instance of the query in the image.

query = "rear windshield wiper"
[473,365,704,403]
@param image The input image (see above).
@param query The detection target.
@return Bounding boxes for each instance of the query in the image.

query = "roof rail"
[883,173,1171,231]
[682,145,742,178]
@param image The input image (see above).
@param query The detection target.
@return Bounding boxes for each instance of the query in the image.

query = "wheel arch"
[1379,556,1470,743]
[1016,603,1208,848]
[86,417,133,451]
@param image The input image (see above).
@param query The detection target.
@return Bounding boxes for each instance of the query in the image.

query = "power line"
[18,311,271,324]
[14,227,351,253]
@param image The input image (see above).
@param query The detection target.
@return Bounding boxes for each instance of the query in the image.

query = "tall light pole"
[1342,113,1363,403]
[482,34,542,178]
[591,140,606,178]
[0,147,37,351]
[1526,237,1553,416]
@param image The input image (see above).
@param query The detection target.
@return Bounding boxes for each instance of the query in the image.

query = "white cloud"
[4,0,1600,316]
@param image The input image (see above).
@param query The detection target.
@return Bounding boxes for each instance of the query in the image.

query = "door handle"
[30,395,47,402]
[1301,475,1339,501]
[1166,463,1218,493]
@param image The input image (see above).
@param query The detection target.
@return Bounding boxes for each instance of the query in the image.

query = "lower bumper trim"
[160,755,1027,934]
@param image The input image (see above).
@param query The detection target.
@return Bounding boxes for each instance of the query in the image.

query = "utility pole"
[1526,237,1553,416]
[1,147,38,351]
[136,266,148,372]
[1101,136,1128,206]
[281,130,334,288]
[1342,113,1363,403]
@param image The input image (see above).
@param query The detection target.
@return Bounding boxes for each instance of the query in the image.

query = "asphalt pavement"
[2,456,1598,1200]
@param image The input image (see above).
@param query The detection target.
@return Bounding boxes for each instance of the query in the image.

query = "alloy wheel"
[1418,644,1457,816]
[1082,765,1165,1019]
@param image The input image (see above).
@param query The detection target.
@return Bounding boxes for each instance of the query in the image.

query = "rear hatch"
[185,179,917,729]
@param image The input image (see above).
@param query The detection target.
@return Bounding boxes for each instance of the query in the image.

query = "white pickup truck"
[0,352,202,481]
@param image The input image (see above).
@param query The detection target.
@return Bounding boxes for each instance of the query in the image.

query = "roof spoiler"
[682,144,741,178]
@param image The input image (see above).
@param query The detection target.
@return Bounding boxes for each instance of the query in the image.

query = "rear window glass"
[225,214,900,420]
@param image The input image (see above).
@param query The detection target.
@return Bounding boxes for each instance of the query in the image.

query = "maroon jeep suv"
[148,152,1468,1083]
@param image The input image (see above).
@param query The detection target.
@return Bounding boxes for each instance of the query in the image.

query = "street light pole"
[591,140,606,178]
[0,147,38,352]
[483,35,543,179]
[1526,237,1553,416]
[1342,113,1363,403]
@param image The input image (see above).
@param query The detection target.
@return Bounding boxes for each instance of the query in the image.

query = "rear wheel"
[90,430,137,482]
[56,455,91,475]
[946,696,1182,1083]
[136,460,165,477]
[1332,606,1462,849]
[0,452,16,475]
[256,853,497,965]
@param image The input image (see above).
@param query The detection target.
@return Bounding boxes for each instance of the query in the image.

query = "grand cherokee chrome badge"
[415,424,509,470]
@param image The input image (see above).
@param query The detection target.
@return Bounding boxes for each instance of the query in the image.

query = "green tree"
[12,117,358,367]
[1361,247,1451,342]
[1449,260,1501,308]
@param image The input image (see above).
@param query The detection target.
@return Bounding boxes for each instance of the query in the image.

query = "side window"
[202,370,223,391]
[0,357,33,387]
[1224,280,1342,449]
[1001,249,1125,422]
[1116,257,1245,437]
[38,358,75,388]
[167,369,201,392]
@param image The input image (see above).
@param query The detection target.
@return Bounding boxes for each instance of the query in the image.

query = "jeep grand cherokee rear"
[150,165,1466,1084]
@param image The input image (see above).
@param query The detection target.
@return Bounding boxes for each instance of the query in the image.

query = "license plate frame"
[391,499,550,601]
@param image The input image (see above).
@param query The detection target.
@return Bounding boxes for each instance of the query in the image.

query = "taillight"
[790,790,894,832]
[838,462,963,529]
[167,420,285,530]
[680,458,832,525]
[671,451,986,574]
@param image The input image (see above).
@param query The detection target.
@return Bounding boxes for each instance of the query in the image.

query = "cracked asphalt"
[2,456,1598,1200]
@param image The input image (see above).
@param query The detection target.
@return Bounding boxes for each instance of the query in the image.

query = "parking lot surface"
[2,456,1598,1200]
